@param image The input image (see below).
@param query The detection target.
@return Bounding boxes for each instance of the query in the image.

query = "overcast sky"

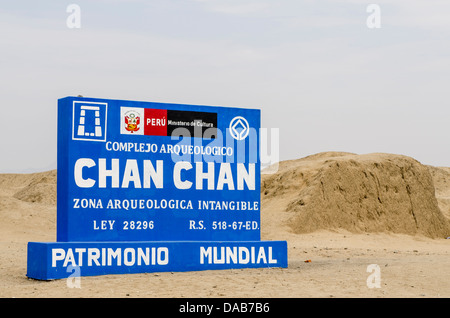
[1,0,450,173]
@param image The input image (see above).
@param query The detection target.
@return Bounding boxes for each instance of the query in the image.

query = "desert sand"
[0,152,449,298]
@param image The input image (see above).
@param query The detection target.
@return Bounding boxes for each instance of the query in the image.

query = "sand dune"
[1,152,449,297]
[0,170,56,243]
[262,152,450,238]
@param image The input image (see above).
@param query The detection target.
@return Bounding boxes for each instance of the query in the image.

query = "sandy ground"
[1,154,449,298]
[1,210,449,298]
[1,232,450,298]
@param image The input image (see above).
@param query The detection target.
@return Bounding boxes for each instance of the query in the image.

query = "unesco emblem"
[229,116,250,141]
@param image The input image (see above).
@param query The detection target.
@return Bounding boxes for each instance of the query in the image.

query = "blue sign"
[26,96,288,280]
[27,241,288,280]
[57,96,261,242]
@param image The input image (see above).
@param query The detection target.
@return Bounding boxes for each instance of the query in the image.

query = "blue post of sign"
[26,96,288,280]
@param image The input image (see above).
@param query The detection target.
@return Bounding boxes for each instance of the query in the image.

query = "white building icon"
[76,105,103,137]
[72,101,108,142]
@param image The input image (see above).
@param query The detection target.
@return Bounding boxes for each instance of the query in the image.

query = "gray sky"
[1,0,450,173]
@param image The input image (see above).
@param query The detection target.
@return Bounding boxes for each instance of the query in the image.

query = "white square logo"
[120,107,144,135]
[72,101,108,142]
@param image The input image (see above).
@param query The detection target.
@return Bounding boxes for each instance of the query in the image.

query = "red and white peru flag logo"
[120,107,167,136]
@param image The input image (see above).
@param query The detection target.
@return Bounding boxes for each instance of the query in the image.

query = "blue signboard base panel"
[27,240,288,280]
